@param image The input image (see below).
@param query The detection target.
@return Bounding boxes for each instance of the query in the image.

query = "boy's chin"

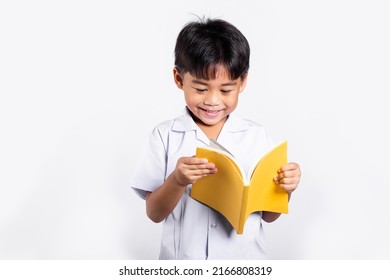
[196,116,227,127]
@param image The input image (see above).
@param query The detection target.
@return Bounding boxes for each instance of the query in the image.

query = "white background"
[1,0,389,260]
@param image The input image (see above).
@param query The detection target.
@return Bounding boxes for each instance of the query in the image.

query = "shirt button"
[210,223,217,229]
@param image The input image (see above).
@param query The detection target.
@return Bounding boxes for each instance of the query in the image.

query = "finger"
[278,162,301,173]
[275,170,300,180]
[197,168,218,179]
[277,176,300,185]
[189,170,217,183]
[193,167,218,176]
[181,157,209,165]
[279,183,298,192]
[186,162,216,170]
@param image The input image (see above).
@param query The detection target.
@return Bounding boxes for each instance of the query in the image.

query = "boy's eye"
[221,89,233,94]
[194,88,207,93]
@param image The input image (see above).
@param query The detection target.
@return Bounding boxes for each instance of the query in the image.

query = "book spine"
[237,186,249,234]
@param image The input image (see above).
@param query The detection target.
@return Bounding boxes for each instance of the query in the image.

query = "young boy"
[131,18,301,259]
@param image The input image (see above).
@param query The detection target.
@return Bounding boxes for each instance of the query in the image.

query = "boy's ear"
[173,67,183,89]
[239,74,248,93]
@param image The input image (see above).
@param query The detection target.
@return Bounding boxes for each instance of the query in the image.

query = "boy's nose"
[203,91,220,106]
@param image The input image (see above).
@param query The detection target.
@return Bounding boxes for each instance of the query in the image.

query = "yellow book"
[190,140,288,234]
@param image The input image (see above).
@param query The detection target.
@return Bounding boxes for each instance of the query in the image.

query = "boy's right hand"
[173,157,217,186]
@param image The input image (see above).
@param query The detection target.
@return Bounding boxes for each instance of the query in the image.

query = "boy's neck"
[197,122,225,141]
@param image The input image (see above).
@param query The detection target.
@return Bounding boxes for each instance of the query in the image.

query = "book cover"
[190,140,289,234]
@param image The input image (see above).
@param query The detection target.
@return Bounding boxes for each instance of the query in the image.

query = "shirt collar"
[171,108,198,132]
[171,107,251,133]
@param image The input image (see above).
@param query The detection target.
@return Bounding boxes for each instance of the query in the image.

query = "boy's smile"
[174,66,247,137]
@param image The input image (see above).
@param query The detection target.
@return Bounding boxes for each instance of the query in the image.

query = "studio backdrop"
[1,0,389,259]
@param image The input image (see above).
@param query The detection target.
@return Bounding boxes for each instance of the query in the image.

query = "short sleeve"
[130,126,167,199]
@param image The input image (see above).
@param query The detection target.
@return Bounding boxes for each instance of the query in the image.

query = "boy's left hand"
[274,162,301,193]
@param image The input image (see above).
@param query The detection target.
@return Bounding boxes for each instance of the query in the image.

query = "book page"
[246,141,289,217]
[191,147,245,232]
[209,138,234,156]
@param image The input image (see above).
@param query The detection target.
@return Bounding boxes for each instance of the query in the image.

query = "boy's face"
[174,66,247,129]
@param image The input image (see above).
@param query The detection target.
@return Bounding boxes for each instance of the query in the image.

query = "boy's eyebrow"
[191,79,238,86]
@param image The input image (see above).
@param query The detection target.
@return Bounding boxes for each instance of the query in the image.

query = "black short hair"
[174,18,250,80]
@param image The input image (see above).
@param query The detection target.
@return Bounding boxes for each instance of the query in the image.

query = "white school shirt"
[131,109,275,259]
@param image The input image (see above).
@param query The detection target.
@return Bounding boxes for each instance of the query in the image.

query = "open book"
[190,140,289,234]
